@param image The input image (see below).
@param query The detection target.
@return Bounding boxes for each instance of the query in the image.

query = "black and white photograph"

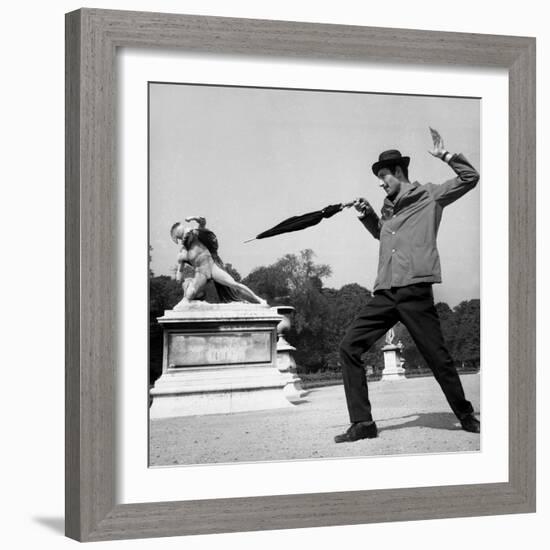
[3,0,543,546]
[148,82,481,466]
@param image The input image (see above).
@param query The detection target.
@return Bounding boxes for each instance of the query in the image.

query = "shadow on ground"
[379,412,468,432]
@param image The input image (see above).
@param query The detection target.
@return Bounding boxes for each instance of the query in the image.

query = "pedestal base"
[150,303,293,418]
[381,344,406,380]
[150,364,292,418]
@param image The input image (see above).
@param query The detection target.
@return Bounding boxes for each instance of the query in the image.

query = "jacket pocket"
[410,244,438,278]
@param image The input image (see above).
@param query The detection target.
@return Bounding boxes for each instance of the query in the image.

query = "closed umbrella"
[245,201,356,243]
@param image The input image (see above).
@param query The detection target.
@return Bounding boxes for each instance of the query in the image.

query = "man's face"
[376,167,402,200]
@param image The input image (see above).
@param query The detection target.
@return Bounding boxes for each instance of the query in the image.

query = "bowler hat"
[371,149,410,176]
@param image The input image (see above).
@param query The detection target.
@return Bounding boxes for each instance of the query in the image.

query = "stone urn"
[274,305,308,402]
[276,305,294,345]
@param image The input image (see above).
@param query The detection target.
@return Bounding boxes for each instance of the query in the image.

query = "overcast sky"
[149,83,480,307]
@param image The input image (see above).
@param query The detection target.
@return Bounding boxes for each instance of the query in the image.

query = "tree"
[449,299,480,368]
[244,249,331,305]
[241,265,289,304]
[148,245,154,278]
[149,275,183,384]
[388,300,480,374]
[322,283,373,370]
[244,249,333,372]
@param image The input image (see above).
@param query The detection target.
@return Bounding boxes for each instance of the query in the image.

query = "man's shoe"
[460,414,480,433]
[334,421,378,443]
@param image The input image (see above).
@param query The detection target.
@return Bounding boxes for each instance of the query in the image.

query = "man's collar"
[383,181,419,208]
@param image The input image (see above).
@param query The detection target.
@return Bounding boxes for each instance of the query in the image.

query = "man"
[335,127,480,443]
[171,216,266,306]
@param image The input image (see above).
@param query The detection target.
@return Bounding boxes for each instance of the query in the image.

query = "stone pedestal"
[381,343,406,380]
[150,302,293,419]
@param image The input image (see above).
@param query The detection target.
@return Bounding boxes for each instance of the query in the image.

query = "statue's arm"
[185,216,206,228]
[175,261,184,283]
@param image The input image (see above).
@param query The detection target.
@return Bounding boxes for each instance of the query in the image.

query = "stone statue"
[170,216,266,307]
[385,327,395,346]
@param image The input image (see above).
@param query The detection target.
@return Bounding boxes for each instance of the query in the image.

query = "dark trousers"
[339,283,474,423]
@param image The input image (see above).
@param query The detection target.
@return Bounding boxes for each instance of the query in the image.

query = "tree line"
[149,248,480,384]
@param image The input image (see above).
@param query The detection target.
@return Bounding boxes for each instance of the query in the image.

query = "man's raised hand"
[428,127,446,159]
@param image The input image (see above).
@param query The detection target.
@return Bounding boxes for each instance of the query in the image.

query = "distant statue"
[170,216,267,307]
[385,328,395,346]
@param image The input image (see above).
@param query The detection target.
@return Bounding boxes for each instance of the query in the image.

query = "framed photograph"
[65,8,535,542]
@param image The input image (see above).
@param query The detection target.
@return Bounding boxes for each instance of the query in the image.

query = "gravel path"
[150,374,480,467]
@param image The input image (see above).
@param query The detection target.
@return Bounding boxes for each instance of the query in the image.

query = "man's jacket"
[359,153,479,292]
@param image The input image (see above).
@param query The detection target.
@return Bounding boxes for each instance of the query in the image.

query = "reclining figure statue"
[170,216,266,307]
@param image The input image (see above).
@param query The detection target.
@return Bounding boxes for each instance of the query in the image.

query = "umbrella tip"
[243,237,256,244]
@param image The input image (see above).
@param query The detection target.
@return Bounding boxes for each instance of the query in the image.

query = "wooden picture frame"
[65,8,535,542]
